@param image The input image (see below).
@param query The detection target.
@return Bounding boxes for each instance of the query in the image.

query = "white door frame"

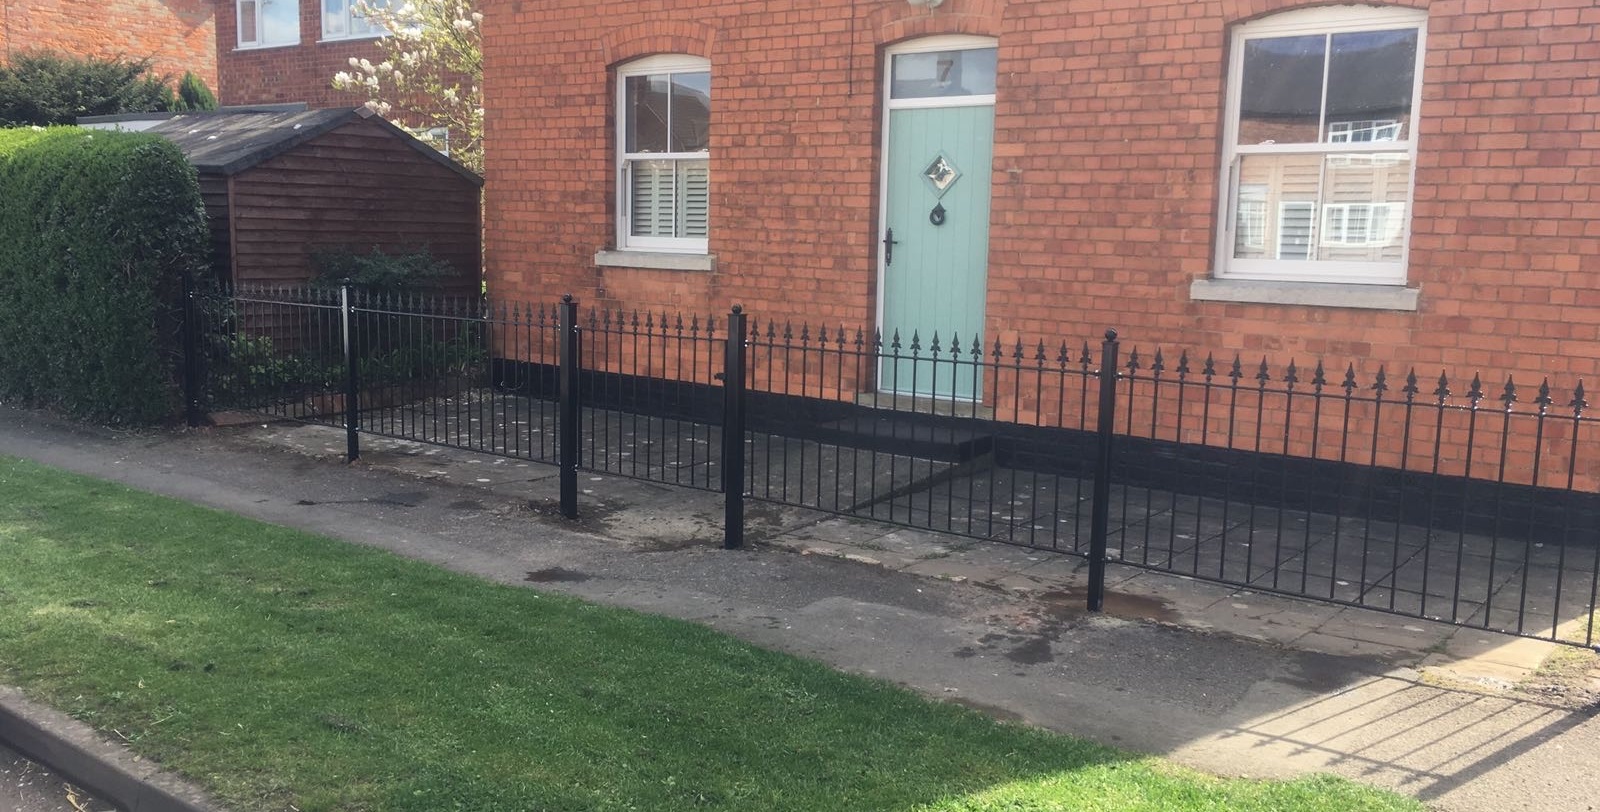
[875,34,1000,349]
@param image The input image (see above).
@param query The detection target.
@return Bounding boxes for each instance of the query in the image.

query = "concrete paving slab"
[1422,631,1565,689]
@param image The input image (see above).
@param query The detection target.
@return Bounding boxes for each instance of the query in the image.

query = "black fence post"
[341,283,360,463]
[1087,328,1121,612]
[558,294,581,519]
[180,275,203,428]
[722,305,748,550]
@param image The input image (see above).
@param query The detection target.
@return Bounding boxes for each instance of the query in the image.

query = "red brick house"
[212,0,387,106]
[0,0,218,90]
[481,0,1600,393]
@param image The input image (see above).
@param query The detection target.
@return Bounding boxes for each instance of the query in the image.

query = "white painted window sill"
[594,250,716,272]
[233,41,302,51]
[1190,278,1419,311]
[318,33,387,43]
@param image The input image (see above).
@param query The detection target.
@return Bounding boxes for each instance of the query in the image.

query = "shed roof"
[141,107,482,185]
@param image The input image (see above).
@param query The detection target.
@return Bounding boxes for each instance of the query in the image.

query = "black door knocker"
[929,203,947,226]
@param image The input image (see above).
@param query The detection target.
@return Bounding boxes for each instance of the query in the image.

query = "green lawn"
[0,456,1421,812]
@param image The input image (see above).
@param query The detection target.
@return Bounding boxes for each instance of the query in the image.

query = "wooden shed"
[110,107,483,291]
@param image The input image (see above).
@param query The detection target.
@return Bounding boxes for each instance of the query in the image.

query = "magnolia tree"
[333,0,483,172]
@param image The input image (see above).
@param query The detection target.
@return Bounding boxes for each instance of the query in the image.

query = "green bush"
[0,127,209,423]
[0,52,174,126]
[310,245,451,293]
[174,72,218,112]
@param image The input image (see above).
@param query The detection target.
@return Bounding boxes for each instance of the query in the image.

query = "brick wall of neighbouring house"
[214,0,385,107]
[483,0,1599,487]
[1,0,217,91]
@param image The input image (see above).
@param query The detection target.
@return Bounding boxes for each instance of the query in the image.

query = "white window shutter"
[677,160,709,238]
[630,160,676,237]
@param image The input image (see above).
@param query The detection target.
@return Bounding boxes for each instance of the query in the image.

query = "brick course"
[1,0,217,92]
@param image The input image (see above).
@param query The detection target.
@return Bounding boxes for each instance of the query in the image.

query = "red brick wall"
[1,0,217,91]
[482,0,1600,486]
[214,0,385,106]
[485,0,1598,375]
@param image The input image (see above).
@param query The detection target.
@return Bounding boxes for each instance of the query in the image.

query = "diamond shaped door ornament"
[923,153,961,198]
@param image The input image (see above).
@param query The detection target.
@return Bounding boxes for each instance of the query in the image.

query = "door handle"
[883,227,900,266]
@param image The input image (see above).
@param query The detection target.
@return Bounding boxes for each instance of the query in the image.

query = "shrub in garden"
[174,72,219,112]
[310,245,452,293]
[0,52,175,126]
[0,127,209,423]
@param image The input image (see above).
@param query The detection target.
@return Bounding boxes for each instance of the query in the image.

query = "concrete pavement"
[0,406,1596,812]
[0,744,112,812]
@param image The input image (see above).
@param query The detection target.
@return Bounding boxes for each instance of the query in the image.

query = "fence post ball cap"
[732,304,743,315]
[1104,329,1118,342]
[561,293,573,303]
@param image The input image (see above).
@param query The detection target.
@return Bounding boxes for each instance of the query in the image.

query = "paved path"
[0,744,112,812]
[0,408,1596,812]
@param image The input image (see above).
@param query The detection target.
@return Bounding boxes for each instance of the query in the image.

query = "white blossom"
[330,0,483,170]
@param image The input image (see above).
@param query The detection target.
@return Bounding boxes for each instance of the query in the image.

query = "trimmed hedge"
[0,127,208,424]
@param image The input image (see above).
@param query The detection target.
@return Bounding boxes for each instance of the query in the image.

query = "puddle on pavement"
[1004,636,1055,665]
[1035,588,1180,624]
[525,567,591,583]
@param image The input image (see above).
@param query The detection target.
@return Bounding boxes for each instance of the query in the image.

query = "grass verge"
[0,455,1421,811]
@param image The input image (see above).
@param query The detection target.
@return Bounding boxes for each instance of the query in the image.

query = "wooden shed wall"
[197,174,232,282]
[227,120,482,292]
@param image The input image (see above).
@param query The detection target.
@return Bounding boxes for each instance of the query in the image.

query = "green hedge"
[0,127,208,424]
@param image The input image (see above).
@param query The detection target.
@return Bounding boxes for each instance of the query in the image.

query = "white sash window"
[1217,7,1426,284]
[617,56,711,254]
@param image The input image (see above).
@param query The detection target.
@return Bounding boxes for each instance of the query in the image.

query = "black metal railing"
[186,286,1600,648]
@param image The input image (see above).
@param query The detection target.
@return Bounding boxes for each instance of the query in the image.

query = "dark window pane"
[670,72,711,153]
[626,74,670,154]
[1327,29,1417,142]
[891,48,997,99]
[1238,34,1325,145]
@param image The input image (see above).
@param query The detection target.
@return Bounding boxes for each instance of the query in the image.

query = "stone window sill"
[1190,278,1419,311]
[594,250,716,272]
[317,34,387,44]
[232,42,301,52]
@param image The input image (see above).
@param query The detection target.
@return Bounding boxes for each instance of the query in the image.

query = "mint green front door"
[880,105,995,399]
[879,44,997,400]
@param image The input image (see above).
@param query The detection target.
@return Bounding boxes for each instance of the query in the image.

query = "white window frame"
[1215,6,1426,285]
[615,55,711,255]
[1236,184,1268,251]
[1322,202,1403,246]
[1327,119,1401,144]
[321,0,387,41]
[1277,201,1316,260]
[236,0,300,49]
